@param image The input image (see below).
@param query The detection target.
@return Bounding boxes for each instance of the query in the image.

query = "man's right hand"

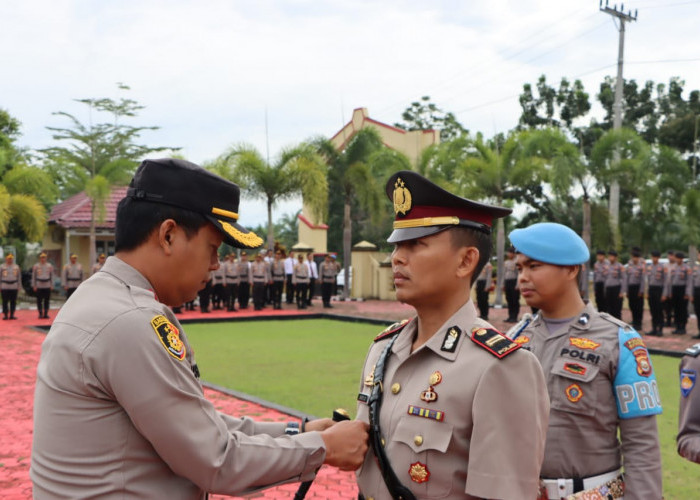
[320,420,369,471]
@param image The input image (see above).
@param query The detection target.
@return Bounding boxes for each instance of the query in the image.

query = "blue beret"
[509,222,589,265]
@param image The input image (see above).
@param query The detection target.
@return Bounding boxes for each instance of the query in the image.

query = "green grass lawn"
[185,319,697,499]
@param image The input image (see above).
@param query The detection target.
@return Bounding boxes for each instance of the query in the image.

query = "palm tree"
[212,142,328,250]
[314,128,411,298]
[0,164,51,243]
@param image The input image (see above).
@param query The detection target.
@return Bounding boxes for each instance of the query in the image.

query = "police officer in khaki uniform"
[503,246,520,322]
[270,250,286,309]
[251,251,270,311]
[474,260,493,320]
[508,222,663,500]
[666,251,690,334]
[355,171,549,500]
[678,343,700,464]
[237,250,252,309]
[1,253,21,320]
[319,253,338,308]
[223,253,239,312]
[91,253,107,275]
[593,250,608,313]
[292,253,310,309]
[32,252,54,319]
[62,253,84,299]
[31,158,368,499]
[603,250,624,319]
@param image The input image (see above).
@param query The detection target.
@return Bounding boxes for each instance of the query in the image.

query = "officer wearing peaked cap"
[32,158,369,499]
[507,222,662,500]
[355,171,549,500]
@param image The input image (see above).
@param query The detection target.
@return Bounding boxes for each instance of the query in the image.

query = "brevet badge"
[393,178,412,216]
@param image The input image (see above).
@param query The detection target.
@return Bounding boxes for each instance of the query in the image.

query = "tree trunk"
[342,201,351,300]
[266,198,274,250]
[88,201,97,271]
[494,217,505,307]
[581,197,592,300]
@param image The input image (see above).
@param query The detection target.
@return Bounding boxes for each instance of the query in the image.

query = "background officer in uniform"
[689,258,700,339]
[91,253,107,275]
[31,158,368,499]
[237,250,252,309]
[270,250,286,309]
[474,259,493,320]
[664,250,676,327]
[32,251,54,319]
[292,253,310,309]
[62,253,84,299]
[678,343,700,464]
[284,250,295,304]
[1,253,20,320]
[603,249,624,319]
[355,170,549,500]
[224,253,239,311]
[666,251,690,335]
[508,222,662,500]
[319,253,338,308]
[645,250,667,337]
[622,247,645,331]
[593,250,608,313]
[251,251,270,311]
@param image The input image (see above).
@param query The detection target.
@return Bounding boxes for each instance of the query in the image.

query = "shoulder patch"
[470,327,520,359]
[151,315,186,360]
[374,318,412,342]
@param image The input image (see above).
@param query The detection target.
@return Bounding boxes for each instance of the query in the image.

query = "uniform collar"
[393,300,478,362]
[101,256,156,295]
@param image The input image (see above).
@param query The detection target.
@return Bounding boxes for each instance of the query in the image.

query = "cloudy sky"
[2,0,699,226]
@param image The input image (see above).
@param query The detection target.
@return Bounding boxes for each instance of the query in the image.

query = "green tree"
[518,75,591,130]
[394,96,468,141]
[41,84,174,265]
[314,128,411,298]
[211,142,328,250]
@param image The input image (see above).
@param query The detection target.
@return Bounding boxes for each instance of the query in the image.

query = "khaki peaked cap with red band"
[126,158,263,249]
[386,170,511,243]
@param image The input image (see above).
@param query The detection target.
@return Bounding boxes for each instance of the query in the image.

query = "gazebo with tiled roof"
[41,187,128,271]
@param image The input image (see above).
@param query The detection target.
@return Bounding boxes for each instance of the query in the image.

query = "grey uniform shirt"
[503,258,517,281]
[251,261,270,283]
[622,260,645,294]
[224,260,240,285]
[271,260,286,282]
[319,262,338,284]
[678,347,700,464]
[604,262,624,288]
[292,262,310,284]
[32,262,54,289]
[511,303,663,500]
[31,257,325,499]
[645,262,666,293]
[62,262,83,288]
[0,263,20,290]
[237,260,252,284]
[594,261,608,284]
[665,262,691,297]
[355,301,549,500]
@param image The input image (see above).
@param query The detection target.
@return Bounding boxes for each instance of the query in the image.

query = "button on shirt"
[31,257,325,499]
[355,301,549,500]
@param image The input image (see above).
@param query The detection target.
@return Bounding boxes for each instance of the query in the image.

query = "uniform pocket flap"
[393,415,453,454]
[552,357,600,383]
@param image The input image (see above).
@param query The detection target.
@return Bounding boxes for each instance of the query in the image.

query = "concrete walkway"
[1,297,697,499]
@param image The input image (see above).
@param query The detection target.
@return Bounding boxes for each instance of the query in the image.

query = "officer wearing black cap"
[1,253,20,320]
[32,158,369,499]
[355,170,549,500]
[507,222,662,500]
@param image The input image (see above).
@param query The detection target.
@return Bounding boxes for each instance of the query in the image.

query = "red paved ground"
[2,297,697,499]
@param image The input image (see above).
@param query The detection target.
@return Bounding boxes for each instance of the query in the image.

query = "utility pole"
[600,0,637,248]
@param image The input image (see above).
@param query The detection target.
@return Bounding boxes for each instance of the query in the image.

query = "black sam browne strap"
[366,332,417,500]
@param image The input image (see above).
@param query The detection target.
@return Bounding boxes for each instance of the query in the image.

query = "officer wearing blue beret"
[507,222,662,500]
[355,171,549,500]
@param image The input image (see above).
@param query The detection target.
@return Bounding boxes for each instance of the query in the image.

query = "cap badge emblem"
[393,177,412,216]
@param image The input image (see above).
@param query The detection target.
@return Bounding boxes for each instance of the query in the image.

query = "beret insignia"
[470,327,519,359]
[151,315,186,361]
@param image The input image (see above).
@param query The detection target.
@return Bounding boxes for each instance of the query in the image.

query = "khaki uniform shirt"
[645,262,666,293]
[593,260,608,284]
[271,260,286,282]
[503,258,517,281]
[665,262,691,297]
[319,262,338,284]
[211,264,225,285]
[237,260,252,284]
[475,262,492,283]
[622,260,645,294]
[355,301,549,500]
[31,257,325,499]
[292,262,310,284]
[690,265,700,293]
[251,261,270,283]
[62,262,83,288]
[32,262,54,289]
[604,261,624,288]
[91,262,104,276]
[678,346,700,464]
[224,260,240,285]
[0,263,21,290]
[510,303,663,500]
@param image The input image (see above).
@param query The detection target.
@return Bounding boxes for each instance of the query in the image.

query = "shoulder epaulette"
[685,343,700,357]
[470,326,520,359]
[374,318,412,342]
[599,312,635,331]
